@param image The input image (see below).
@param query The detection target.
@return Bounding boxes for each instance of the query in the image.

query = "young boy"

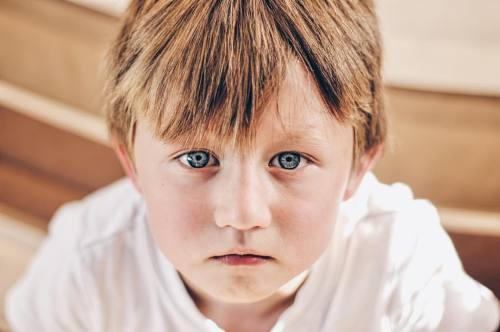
[5,0,499,331]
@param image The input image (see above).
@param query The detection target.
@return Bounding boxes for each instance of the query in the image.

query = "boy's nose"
[213,165,273,230]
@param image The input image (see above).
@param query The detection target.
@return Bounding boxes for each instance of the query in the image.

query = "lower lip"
[212,254,272,265]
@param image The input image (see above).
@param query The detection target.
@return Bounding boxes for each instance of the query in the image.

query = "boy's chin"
[202,270,309,304]
[180,273,273,304]
[205,284,278,304]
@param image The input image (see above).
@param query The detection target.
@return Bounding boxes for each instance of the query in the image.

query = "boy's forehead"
[252,60,340,144]
[147,59,341,150]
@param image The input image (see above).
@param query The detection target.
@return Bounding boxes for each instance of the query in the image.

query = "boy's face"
[120,61,374,304]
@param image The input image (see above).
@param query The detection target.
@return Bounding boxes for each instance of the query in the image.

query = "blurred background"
[0,0,499,329]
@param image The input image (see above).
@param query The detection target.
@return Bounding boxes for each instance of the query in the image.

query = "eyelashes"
[176,150,310,171]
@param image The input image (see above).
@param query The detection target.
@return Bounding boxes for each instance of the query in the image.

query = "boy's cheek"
[147,210,203,264]
[142,186,207,248]
[146,193,208,235]
[281,203,339,260]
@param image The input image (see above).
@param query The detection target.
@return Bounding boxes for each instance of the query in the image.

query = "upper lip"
[213,248,272,258]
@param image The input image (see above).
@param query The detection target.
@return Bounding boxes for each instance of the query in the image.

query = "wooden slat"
[0,157,87,223]
[440,208,500,299]
[0,82,124,222]
[0,81,108,146]
[64,0,128,16]
[449,232,500,301]
[374,88,500,212]
[0,204,47,233]
[440,208,500,237]
[0,82,124,191]
[0,0,118,115]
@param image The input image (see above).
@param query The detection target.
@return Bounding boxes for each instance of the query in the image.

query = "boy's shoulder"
[5,179,151,331]
[48,178,145,251]
[342,173,447,274]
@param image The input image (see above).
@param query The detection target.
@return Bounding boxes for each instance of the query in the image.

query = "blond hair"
[104,0,386,169]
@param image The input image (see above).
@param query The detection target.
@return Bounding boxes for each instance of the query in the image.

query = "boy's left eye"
[178,150,219,168]
[177,150,309,171]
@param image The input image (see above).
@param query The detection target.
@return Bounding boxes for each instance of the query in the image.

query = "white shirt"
[5,173,500,331]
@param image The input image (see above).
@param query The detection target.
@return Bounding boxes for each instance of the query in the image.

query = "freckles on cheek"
[146,177,210,235]
[145,186,211,263]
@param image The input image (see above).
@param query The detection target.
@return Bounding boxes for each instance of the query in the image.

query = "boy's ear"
[111,136,143,194]
[343,144,383,201]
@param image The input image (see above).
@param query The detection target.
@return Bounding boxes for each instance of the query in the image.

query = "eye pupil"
[278,152,300,170]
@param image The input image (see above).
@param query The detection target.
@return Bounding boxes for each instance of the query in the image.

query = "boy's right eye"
[177,150,219,169]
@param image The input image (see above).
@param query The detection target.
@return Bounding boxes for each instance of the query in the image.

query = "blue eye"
[178,150,219,168]
[270,152,305,170]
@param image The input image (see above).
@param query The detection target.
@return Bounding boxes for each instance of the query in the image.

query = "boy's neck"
[181,271,310,332]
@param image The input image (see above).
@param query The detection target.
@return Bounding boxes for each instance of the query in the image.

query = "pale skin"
[113,60,381,332]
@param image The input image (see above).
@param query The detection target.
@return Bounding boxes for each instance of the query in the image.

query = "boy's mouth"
[211,248,273,265]
[214,248,272,257]
[211,254,273,266]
